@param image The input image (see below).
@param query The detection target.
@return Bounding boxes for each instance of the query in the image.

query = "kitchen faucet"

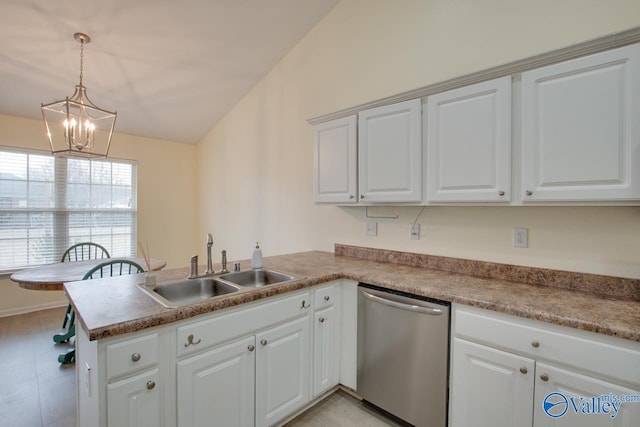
[205,233,214,275]
[188,233,217,279]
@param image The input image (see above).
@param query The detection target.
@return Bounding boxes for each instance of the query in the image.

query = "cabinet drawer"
[454,306,640,386]
[314,284,335,310]
[178,290,312,357]
[106,333,159,381]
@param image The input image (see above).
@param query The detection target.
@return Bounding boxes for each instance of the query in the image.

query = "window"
[0,147,137,271]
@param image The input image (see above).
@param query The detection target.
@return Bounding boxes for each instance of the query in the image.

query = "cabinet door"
[313,306,339,397]
[521,44,640,202]
[313,116,358,203]
[427,77,511,202]
[358,99,422,203]
[533,362,640,427]
[107,369,160,427]
[177,336,255,427]
[255,315,311,427]
[450,338,535,427]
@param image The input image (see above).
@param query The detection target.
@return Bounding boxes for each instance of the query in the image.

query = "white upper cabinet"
[358,99,422,203]
[427,77,511,202]
[521,44,640,202]
[313,116,358,203]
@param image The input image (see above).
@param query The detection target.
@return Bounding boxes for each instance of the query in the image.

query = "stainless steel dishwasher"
[357,284,450,427]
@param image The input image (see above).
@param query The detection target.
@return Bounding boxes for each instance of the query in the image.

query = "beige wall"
[0,113,198,314]
[197,0,640,279]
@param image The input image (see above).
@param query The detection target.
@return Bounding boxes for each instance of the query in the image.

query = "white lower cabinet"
[451,338,534,427]
[533,363,640,427]
[177,313,313,427]
[450,305,640,427]
[177,336,256,427]
[256,316,311,426]
[102,330,166,427]
[107,369,161,427]
[176,291,314,427]
[313,306,338,397]
[312,283,341,397]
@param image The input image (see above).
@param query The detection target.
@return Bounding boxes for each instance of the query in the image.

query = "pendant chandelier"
[41,32,117,158]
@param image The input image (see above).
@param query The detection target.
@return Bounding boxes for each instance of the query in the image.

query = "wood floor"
[0,307,400,427]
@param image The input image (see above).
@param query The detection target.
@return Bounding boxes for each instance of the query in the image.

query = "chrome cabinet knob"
[531,340,540,348]
[324,296,330,302]
[348,194,354,199]
[540,373,549,382]
[526,190,533,196]
[498,191,505,196]
[146,381,156,390]
[248,345,255,352]
[519,366,528,374]
[131,353,141,362]
[319,317,325,323]
[260,339,267,346]
[301,300,310,309]
[360,194,365,199]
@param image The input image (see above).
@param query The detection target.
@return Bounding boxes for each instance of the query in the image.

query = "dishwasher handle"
[360,289,445,315]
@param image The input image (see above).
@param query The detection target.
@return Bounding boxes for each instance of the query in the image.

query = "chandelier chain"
[79,39,84,87]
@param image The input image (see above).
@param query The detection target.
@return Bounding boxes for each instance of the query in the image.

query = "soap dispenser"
[251,242,263,269]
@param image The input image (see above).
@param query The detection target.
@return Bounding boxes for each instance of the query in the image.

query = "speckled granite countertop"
[65,245,640,342]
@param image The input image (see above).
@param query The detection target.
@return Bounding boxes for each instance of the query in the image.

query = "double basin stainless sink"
[139,269,301,308]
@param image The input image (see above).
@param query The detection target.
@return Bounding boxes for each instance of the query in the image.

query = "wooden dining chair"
[57,260,144,364]
[57,242,111,333]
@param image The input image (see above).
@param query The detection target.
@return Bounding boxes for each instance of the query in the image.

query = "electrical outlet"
[513,227,528,248]
[366,222,377,236]
[410,223,420,240]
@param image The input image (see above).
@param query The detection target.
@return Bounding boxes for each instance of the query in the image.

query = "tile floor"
[0,307,400,427]
[0,307,76,427]
[285,390,403,426]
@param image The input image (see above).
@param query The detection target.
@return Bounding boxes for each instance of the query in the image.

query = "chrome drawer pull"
[248,345,255,352]
[260,339,268,346]
[301,300,310,309]
[319,317,325,323]
[531,340,540,348]
[146,381,155,390]
[324,296,330,302]
[519,366,528,374]
[540,373,549,382]
[131,353,141,362]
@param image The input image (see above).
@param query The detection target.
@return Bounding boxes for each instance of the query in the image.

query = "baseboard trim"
[0,301,68,318]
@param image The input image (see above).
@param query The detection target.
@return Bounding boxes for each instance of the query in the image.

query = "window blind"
[0,147,137,271]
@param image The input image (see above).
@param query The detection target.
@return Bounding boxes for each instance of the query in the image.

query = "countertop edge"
[65,251,640,343]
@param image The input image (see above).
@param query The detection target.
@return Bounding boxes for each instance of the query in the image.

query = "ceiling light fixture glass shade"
[41,32,117,158]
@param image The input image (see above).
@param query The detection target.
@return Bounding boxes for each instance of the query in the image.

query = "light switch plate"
[513,227,528,248]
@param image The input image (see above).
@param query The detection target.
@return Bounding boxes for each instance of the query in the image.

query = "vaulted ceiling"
[0,0,340,143]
